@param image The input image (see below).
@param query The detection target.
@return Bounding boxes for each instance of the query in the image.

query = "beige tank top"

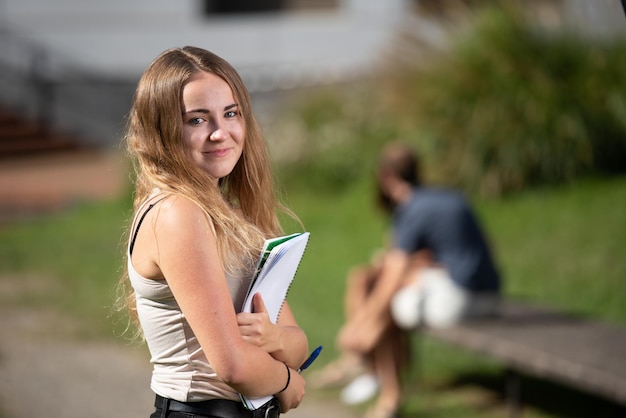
[127,194,254,402]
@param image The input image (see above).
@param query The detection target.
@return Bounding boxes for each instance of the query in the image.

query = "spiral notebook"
[240,231,310,410]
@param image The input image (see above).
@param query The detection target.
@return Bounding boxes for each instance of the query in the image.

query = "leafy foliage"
[271,5,626,197]
[384,5,626,195]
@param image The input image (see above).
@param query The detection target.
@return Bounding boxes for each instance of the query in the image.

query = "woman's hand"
[237,293,281,353]
[237,295,309,369]
[274,366,305,413]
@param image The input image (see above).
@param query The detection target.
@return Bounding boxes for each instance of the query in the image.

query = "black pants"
[150,412,207,418]
[151,395,280,418]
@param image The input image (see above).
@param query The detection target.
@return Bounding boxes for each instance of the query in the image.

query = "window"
[203,0,338,15]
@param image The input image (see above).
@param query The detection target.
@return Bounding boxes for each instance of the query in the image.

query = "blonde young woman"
[118,46,307,418]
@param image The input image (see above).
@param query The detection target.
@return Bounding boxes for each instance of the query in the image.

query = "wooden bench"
[422,299,626,417]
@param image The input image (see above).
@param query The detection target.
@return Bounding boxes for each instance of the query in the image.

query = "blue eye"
[225,111,237,118]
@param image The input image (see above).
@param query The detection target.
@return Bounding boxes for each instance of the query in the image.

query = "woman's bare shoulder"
[153,194,213,235]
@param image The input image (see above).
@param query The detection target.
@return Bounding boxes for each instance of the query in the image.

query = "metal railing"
[0,24,137,148]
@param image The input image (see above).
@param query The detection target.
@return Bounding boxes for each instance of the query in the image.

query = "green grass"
[0,197,133,338]
[0,175,624,416]
[479,176,626,324]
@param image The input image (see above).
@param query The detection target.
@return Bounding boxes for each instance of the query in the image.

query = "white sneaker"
[340,373,379,405]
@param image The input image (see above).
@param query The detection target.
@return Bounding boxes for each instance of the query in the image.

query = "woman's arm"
[237,295,309,369]
[151,196,305,405]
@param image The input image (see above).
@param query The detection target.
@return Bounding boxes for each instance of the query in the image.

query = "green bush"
[271,5,626,197]
[267,85,404,194]
[385,5,626,195]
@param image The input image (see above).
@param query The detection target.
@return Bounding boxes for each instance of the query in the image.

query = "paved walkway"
[0,151,358,418]
[0,150,127,221]
[0,286,357,418]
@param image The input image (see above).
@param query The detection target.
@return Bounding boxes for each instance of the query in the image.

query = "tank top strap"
[129,195,167,256]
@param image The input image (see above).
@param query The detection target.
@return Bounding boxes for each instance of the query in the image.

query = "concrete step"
[0,107,80,159]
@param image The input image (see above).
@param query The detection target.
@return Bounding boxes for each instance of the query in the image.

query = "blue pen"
[298,345,323,372]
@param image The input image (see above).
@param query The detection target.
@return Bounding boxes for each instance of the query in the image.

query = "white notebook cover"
[240,232,310,409]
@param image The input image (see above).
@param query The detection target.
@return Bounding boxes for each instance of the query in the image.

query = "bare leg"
[309,264,379,388]
[365,323,410,418]
[345,264,380,320]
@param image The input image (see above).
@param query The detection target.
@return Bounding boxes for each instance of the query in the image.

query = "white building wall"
[0,0,412,88]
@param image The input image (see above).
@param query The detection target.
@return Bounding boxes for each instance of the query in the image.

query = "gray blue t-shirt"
[392,187,500,292]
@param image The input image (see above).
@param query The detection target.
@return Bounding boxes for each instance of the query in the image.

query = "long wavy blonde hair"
[117,46,291,326]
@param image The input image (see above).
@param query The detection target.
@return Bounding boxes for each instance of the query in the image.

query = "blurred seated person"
[311,141,501,418]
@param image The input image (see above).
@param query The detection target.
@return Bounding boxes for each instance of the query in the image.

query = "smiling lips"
[205,147,230,157]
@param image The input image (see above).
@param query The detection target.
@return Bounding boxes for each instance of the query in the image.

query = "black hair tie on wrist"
[276,363,290,394]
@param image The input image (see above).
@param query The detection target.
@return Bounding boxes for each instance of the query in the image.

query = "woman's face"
[181,71,245,184]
